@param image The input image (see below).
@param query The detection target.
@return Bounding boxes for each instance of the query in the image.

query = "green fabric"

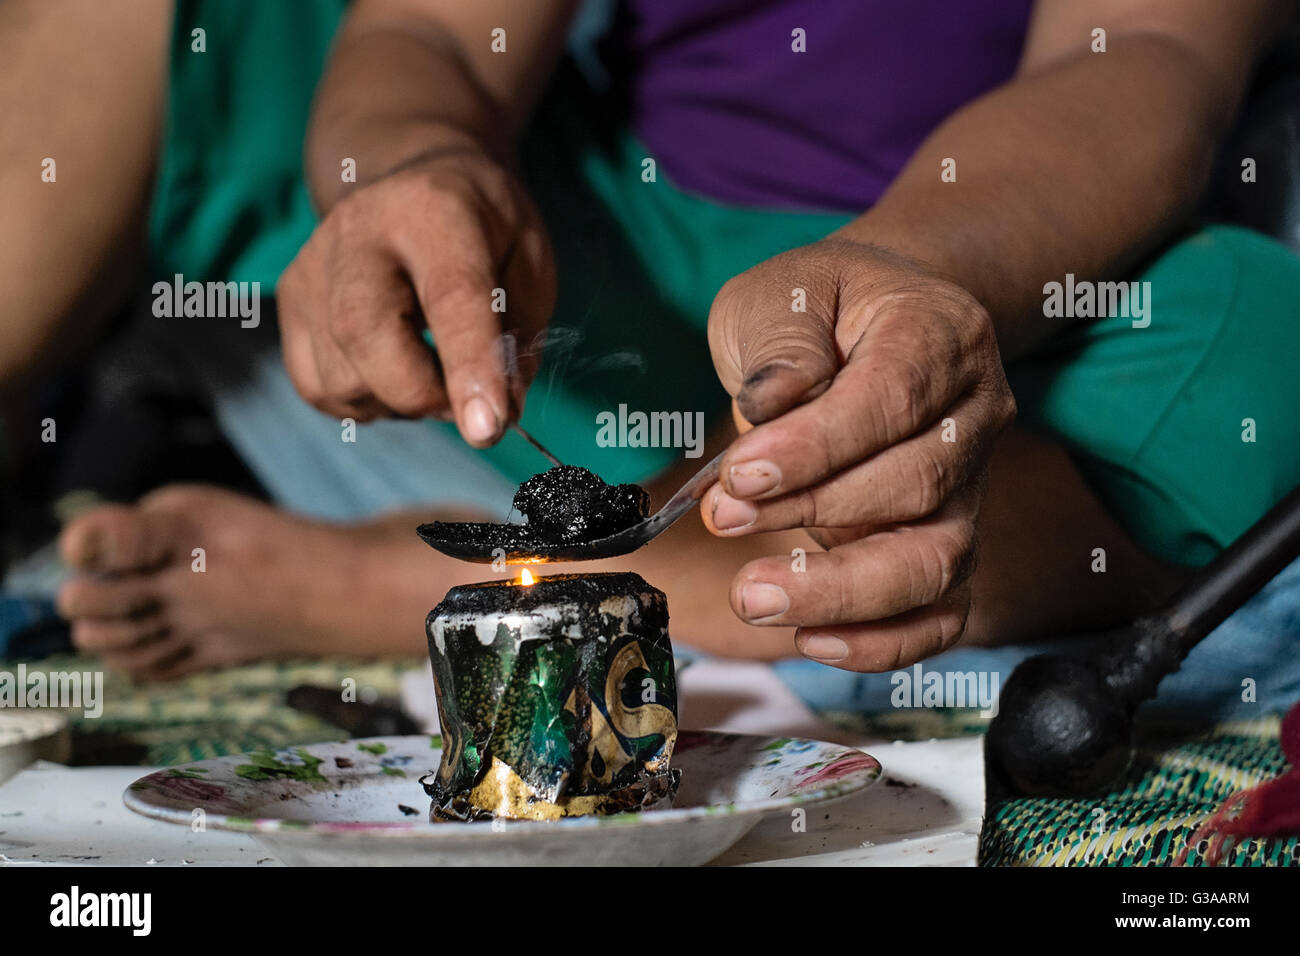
[1009,226,1300,565]
[150,2,1300,561]
[149,0,347,288]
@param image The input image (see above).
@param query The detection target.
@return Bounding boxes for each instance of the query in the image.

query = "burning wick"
[519,568,536,587]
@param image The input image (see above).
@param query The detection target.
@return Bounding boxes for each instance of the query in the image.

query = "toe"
[71,615,168,653]
[57,574,160,620]
[104,638,194,683]
[149,645,206,682]
[59,507,121,571]
[59,503,179,574]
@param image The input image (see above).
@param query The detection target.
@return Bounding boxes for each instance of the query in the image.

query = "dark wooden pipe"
[986,483,1300,798]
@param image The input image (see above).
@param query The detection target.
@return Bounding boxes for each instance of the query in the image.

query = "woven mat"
[3,655,416,766]
[980,715,1300,866]
[817,708,1299,866]
[6,655,1296,865]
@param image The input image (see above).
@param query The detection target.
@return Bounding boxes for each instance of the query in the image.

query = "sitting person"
[4,0,1299,720]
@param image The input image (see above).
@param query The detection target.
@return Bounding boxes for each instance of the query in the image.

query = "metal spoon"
[417,450,725,564]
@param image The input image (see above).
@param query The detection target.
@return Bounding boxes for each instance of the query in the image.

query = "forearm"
[306,26,498,212]
[837,36,1244,359]
[0,0,167,389]
[305,0,575,213]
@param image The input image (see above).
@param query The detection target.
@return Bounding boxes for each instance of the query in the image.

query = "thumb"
[707,263,841,425]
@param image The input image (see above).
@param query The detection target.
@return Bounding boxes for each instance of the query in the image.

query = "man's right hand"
[277,147,556,446]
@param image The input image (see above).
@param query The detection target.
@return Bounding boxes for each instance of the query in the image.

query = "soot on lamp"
[422,570,680,821]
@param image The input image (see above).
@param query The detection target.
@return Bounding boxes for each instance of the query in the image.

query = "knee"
[1012,226,1300,565]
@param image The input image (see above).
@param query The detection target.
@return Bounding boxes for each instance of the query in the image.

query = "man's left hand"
[704,238,1016,671]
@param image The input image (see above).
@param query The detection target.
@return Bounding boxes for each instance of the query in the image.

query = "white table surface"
[0,658,984,866]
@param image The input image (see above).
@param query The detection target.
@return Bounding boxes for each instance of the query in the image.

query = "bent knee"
[1011,226,1300,565]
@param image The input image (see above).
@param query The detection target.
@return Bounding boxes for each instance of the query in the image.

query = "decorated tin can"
[422,571,679,821]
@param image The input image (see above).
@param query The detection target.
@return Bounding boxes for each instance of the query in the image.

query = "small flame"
[519,568,536,586]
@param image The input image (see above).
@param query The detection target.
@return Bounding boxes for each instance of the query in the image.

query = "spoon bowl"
[417,450,725,564]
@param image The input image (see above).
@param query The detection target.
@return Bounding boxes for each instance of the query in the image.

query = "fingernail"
[798,635,848,662]
[462,396,499,444]
[741,360,798,391]
[712,491,757,531]
[741,582,789,621]
[729,460,781,498]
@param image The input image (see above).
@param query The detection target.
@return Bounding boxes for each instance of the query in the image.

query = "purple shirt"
[611,0,1033,211]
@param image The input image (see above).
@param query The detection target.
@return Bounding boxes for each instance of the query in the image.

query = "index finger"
[392,214,509,447]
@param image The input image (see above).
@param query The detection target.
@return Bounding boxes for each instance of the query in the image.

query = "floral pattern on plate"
[124,732,880,865]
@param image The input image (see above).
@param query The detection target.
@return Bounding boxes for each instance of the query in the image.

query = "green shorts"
[1008,227,1300,565]
[152,0,1300,566]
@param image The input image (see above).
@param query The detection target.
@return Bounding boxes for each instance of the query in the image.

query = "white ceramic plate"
[123,731,880,865]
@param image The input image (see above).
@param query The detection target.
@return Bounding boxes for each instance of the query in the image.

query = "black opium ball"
[985,654,1133,798]
[512,465,650,543]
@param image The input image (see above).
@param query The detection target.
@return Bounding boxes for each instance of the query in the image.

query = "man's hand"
[277,147,555,445]
[704,239,1016,671]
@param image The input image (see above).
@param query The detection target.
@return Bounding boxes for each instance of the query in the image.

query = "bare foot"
[54,483,796,681]
[56,485,469,680]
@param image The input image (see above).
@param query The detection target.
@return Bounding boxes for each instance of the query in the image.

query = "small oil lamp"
[422,568,680,822]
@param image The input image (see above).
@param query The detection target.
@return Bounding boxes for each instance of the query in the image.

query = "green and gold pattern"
[425,573,678,821]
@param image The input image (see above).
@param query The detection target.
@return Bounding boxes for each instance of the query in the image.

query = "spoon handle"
[643,450,726,534]
[540,449,726,560]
